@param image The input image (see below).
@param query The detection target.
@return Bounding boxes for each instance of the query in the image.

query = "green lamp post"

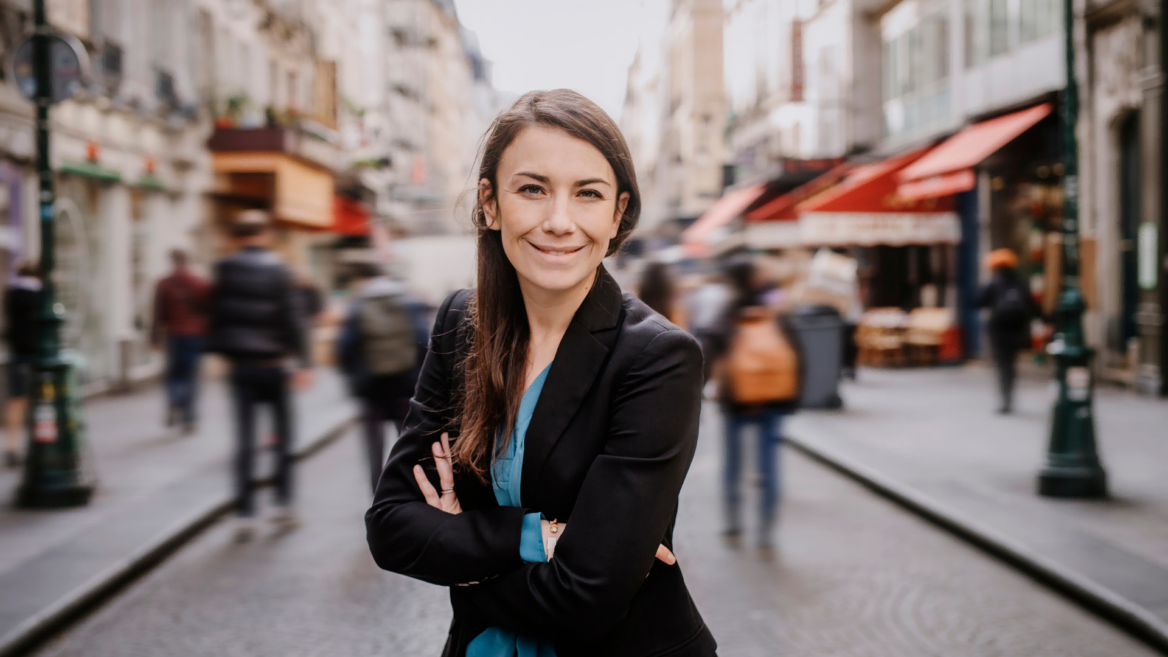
[15,0,94,508]
[1036,0,1107,498]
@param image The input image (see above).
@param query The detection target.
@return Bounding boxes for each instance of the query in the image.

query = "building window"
[989,0,1009,57]
[883,6,951,139]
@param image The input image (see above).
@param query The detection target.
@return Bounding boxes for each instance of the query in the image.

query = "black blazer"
[366,267,716,657]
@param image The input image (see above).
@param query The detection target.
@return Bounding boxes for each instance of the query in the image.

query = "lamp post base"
[15,482,93,508]
[1038,465,1107,498]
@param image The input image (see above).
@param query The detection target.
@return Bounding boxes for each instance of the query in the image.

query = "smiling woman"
[366,90,716,657]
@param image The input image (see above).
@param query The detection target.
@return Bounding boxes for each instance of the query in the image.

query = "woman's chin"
[517,267,596,297]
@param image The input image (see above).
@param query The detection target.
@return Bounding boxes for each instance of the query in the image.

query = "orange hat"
[986,248,1018,271]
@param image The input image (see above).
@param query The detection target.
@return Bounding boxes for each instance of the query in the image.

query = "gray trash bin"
[786,304,844,409]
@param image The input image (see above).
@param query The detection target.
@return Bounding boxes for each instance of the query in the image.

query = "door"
[1118,112,1140,351]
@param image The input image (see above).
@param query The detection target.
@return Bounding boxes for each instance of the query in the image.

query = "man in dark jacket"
[207,210,312,540]
[978,249,1045,414]
[3,263,40,468]
[152,249,209,433]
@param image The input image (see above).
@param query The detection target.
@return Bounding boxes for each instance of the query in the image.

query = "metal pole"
[1036,0,1108,497]
[16,0,93,507]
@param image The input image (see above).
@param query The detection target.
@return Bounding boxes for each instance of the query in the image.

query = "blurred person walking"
[151,249,210,433]
[978,249,1043,414]
[207,210,312,541]
[637,260,681,325]
[686,272,732,383]
[3,263,40,467]
[708,256,802,555]
[336,261,430,492]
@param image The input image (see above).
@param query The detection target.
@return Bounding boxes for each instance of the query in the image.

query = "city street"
[26,402,1157,657]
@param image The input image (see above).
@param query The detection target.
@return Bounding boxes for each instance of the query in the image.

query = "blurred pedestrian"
[336,261,429,492]
[151,249,210,434]
[294,267,325,327]
[686,271,733,383]
[207,210,312,541]
[978,248,1044,414]
[708,255,802,555]
[366,89,715,656]
[637,261,680,324]
[3,262,40,468]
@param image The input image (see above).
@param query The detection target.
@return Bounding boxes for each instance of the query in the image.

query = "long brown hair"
[455,89,641,483]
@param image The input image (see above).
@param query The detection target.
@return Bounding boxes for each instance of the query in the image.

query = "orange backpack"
[726,307,799,405]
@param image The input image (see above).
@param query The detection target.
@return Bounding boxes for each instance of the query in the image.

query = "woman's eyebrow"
[575,178,612,188]
[513,172,550,183]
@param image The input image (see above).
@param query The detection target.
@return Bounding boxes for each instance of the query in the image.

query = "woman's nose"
[543,194,575,235]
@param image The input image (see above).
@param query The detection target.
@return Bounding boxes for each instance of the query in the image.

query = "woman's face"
[482,126,629,300]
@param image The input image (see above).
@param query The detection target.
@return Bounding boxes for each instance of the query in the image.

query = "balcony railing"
[208,124,340,171]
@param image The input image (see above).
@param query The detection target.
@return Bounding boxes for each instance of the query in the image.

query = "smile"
[529,242,586,257]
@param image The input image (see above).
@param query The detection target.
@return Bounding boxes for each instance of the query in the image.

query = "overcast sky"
[452,0,662,121]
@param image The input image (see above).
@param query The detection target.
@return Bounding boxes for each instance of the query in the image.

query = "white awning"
[743,220,803,249]
[801,212,961,247]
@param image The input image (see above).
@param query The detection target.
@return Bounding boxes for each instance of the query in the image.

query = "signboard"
[10,32,89,104]
[801,212,961,247]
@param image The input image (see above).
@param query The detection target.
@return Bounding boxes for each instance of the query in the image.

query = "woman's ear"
[610,191,630,239]
[479,179,500,230]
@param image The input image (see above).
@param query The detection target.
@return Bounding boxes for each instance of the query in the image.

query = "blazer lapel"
[521,267,623,505]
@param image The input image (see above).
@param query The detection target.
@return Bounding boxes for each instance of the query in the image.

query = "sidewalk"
[0,369,357,657]
[786,365,1168,652]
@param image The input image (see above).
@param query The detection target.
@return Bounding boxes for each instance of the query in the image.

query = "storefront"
[897,101,1064,357]
[796,148,962,313]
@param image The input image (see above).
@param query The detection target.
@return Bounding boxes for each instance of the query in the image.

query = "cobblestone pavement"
[30,404,1158,657]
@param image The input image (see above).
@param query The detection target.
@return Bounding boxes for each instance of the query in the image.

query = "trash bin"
[786,304,844,409]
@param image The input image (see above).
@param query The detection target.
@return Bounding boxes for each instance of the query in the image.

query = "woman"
[366,90,715,657]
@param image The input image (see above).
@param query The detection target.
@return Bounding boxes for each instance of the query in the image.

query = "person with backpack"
[336,261,430,492]
[978,248,1045,414]
[708,255,803,556]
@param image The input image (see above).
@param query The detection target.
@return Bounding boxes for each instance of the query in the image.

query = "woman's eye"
[578,189,603,199]
[518,184,544,195]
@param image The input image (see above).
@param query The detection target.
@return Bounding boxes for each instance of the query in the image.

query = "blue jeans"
[165,336,203,426]
[723,408,785,538]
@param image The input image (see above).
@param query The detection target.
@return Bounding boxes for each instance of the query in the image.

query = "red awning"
[797,147,948,214]
[796,147,960,247]
[745,164,851,222]
[680,183,767,257]
[898,103,1053,186]
[897,169,977,200]
[333,194,370,236]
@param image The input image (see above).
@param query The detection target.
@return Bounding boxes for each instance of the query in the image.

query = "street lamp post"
[16,0,93,507]
[1037,0,1108,498]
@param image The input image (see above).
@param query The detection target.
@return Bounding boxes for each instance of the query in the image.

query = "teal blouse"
[466,363,557,657]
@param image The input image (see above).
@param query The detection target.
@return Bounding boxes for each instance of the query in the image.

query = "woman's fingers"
[413,464,441,507]
[655,544,676,565]
[435,433,456,493]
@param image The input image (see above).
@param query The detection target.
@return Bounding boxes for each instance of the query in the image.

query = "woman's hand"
[541,520,676,566]
[413,432,462,515]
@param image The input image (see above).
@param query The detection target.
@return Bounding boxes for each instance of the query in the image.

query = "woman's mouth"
[529,242,586,257]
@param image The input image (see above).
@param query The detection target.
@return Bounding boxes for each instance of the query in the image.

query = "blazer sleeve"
[450,328,704,643]
[365,290,530,587]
